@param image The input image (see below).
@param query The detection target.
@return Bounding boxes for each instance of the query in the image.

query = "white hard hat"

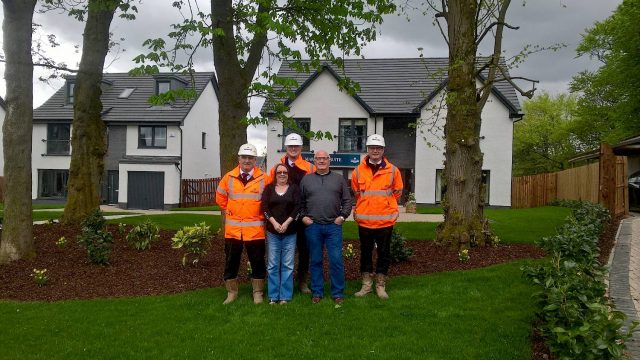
[238,143,258,157]
[366,134,385,147]
[284,133,304,146]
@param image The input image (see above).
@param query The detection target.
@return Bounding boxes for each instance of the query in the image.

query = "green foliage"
[31,269,49,287]
[390,228,414,263]
[126,219,159,251]
[571,0,640,145]
[171,222,212,266]
[55,236,67,248]
[522,202,635,359]
[77,210,114,265]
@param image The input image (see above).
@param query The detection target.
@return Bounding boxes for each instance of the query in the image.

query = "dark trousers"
[223,238,266,280]
[296,223,309,276]
[358,226,393,275]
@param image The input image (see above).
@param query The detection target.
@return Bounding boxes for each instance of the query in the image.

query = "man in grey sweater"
[300,150,352,304]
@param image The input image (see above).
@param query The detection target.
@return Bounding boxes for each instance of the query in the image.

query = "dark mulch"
[0,223,545,302]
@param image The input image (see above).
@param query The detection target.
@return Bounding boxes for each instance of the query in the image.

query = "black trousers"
[358,226,393,275]
[223,238,266,280]
[296,222,309,276]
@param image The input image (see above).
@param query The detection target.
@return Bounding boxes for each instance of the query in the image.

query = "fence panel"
[181,178,220,208]
[615,156,628,216]
[511,173,557,208]
[0,176,3,203]
[556,162,599,203]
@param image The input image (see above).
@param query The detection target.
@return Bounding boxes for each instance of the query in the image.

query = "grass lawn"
[0,211,136,222]
[0,260,537,359]
[0,203,66,211]
[170,205,220,211]
[416,206,444,214]
[109,206,570,245]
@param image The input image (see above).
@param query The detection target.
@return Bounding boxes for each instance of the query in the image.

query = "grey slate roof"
[33,72,217,123]
[262,58,522,116]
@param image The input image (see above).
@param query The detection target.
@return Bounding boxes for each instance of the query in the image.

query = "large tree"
[133,0,395,173]
[0,0,37,264]
[570,0,640,144]
[430,0,536,249]
[61,0,136,224]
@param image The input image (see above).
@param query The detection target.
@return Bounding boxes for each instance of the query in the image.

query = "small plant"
[77,209,114,265]
[458,249,470,262]
[246,261,253,276]
[55,236,67,248]
[390,228,414,263]
[31,268,49,287]
[404,192,417,213]
[171,222,212,266]
[343,243,355,260]
[117,223,127,236]
[126,219,159,250]
[489,234,501,247]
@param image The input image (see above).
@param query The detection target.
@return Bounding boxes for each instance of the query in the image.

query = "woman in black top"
[261,163,301,304]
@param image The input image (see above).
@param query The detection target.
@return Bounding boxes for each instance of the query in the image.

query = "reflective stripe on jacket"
[351,157,403,229]
[216,166,271,241]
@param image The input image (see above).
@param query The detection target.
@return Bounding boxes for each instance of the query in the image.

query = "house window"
[67,82,75,104]
[47,123,71,155]
[435,169,490,204]
[339,118,367,153]
[202,132,206,149]
[282,118,311,152]
[38,169,69,198]
[156,81,171,95]
[138,126,167,148]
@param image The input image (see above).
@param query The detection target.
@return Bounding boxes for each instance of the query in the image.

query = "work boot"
[298,273,311,294]
[376,274,389,300]
[354,272,373,297]
[223,279,238,305]
[252,278,265,304]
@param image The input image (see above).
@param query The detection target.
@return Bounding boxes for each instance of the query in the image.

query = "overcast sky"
[0,0,622,149]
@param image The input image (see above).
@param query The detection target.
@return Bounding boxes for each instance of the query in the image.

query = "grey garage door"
[127,171,164,209]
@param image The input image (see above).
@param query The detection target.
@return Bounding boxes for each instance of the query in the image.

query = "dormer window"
[156,81,171,95]
[67,82,75,104]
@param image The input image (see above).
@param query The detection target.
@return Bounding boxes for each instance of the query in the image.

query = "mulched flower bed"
[0,223,544,302]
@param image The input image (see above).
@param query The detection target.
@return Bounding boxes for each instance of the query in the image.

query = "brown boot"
[376,274,389,300]
[252,278,265,304]
[299,273,311,294]
[223,279,238,305]
[354,273,373,297]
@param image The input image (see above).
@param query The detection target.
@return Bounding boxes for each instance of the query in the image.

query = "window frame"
[156,80,171,95]
[435,169,490,205]
[46,123,71,155]
[138,125,168,149]
[67,82,75,105]
[201,132,207,149]
[282,118,311,152]
[338,118,367,153]
[38,169,69,198]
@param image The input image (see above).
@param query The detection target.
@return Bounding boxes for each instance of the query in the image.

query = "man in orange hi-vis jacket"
[351,134,403,299]
[216,143,271,305]
[270,133,316,294]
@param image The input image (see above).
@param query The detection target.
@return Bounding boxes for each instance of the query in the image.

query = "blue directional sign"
[302,153,362,168]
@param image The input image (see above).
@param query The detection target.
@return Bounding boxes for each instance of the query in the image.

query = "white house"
[31,72,221,209]
[262,59,522,207]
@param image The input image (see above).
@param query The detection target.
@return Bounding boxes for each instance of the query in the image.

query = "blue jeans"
[266,231,297,301]
[305,223,345,299]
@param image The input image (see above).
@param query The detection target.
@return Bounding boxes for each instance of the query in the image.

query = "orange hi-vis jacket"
[270,154,316,178]
[216,166,271,241]
[351,157,404,229]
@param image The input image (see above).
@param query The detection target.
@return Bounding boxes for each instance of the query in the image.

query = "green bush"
[171,222,212,266]
[390,228,414,263]
[77,209,114,265]
[523,202,635,359]
[126,219,159,250]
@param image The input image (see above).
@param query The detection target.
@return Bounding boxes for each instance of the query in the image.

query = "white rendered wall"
[126,125,181,156]
[31,123,72,199]
[266,71,371,170]
[414,83,514,206]
[181,82,221,179]
[118,163,181,205]
[0,105,5,176]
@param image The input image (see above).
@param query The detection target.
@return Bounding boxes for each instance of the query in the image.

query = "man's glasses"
[276,171,288,175]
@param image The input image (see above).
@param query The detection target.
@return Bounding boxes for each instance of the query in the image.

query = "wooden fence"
[512,144,628,217]
[180,177,221,208]
[0,176,4,203]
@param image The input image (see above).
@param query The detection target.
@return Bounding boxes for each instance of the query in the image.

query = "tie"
[241,173,249,182]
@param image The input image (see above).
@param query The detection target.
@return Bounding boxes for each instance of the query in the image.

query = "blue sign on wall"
[302,153,362,168]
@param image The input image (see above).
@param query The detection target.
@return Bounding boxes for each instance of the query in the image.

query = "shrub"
[171,222,212,266]
[126,219,159,250]
[77,209,114,265]
[522,202,635,359]
[31,268,49,287]
[390,228,414,263]
[55,236,67,248]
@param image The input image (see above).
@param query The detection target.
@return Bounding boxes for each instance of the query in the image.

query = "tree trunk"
[435,0,490,249]
[62,0,118,224]
[0,0,37,264]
